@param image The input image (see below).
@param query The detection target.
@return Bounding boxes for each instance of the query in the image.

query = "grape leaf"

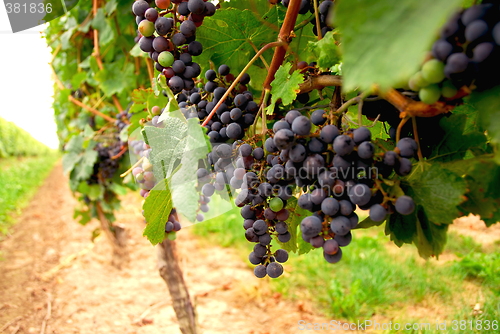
[62,135,98,181]
[385,210,417,247]
[405,163,466,224]
[443,157,500,227]
[94,60,136,97]
[92,9,115,48]
[334,0,462,91]
[267,63,305,115]
[430,113,487,161]
[220,0,273,18]
[143,179,173,245]
[356,216,385,229]
[144,114,210,221]
[307,31,341,71]
[195,7,282,74]
[470,86,500,163]
[414,207,448,259]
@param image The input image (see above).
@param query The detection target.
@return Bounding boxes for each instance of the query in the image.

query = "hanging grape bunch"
[281,0,334,37]
[132,0,216,93]
[409,1,500,104]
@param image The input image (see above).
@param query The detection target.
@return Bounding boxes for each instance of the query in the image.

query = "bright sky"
[0,6,59,149]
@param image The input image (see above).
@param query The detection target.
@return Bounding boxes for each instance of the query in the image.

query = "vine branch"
[68,96,116,123]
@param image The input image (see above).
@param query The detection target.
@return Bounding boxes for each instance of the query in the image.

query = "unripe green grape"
[269,197,284,212]
[441,80,458,98]
[408,71,429,91]
[158,51,174,67]
[422,59,445,84]
[167,231,177,240]
[139,20,155,37]
[419,84,441,104]
[136,173,144,182]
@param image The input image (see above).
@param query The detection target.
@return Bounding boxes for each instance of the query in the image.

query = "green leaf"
[356,216,385,229]
[430,113,487,161]
[77,182,104,201]
[443,156,500,227]
[94,60,136,97]
[267,63,305,115]
[74,146,98,181]
[470,86,500,162]
[104,0,118,15]
[385,209,417,247]
[62,152,81,174]
[405,162,466,224]
[144,113,211,221]
[143,179,173,245]
[71,72,87,88]
[195,7,282,73]
[130,43,147,57]
[307,31,341,71]
[219,0,273,18]
[334,0,462,91]
[414,207,448,259]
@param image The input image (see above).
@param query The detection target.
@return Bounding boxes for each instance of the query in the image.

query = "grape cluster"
[173,65,258,143]
[132,0,216,93]
[409,2,500,104]
[95,141,123,180]
[281,0,334,37]
[115,103,134,132]
[266,110,416,263]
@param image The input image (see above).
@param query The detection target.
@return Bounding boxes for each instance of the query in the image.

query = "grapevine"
[46,0,500,333]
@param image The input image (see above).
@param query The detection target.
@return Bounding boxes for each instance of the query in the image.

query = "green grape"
[136,173,144,182]
[269,197,284,213]
[158,51,174,67]
[138,20,155,37]
[441,80,458,98]
[167,231,177,240]
[408,71,429,91]
[422,59,445,84]
[419,84,441,104]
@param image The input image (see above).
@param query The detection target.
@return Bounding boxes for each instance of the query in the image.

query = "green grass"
[193,199,500,330]
[0,153,59,235]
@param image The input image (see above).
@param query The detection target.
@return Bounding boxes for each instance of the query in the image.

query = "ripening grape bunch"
[172,64,257,143]
[280,0,334,37]
[132,0,216,93]
[409,1,500,104]
[266,110,417,264]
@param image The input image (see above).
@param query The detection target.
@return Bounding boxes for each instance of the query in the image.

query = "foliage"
[0,117,52,158]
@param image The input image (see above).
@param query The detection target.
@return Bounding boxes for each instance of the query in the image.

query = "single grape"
[431,39,454,61]
[278,232,291,243]
[357,141,375,159]
[226,123,242,139]
[158,51,174,67]
[339,200,353,216]
[320,125,340,143]
[465,20,489,42]
[311,109,326,126]
[396,137,418,158]
[259,233,272,246]
[396,158,412,176]
[187,0,205,15]
[219,64,230,76]
[348,183,372,206]
[310,235,325,248]
[274,249,289,263]
[289,144,306,163]
[395,195,415,215]
[155,16,173,35]
[323,248,342,263]
[273,129,295,150]
[369,204,387,222]
[422,59,446,84]
[269,197,284,213]
[441,80,458,98]
[291,116,312,136]
[444,53,469,76]
[254,265,267,278]
[132,0,150,17]
[139,20,155,37]
[285,109,301,124]
[419,84,441,105]
[300,216,323,237]
[249,252,262,265]
[330,216,351,236]
[172,33,187,46]
[266,262,284,278]
[156,0,171,10]
[202,183,215,197]
[333,135,355,156]
[353,127,371,144]
[323,239,339,255]
[180,20,197,37]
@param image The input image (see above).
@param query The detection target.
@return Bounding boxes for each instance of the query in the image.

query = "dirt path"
[0,164,348,334]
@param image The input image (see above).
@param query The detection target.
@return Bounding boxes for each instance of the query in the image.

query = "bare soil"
[0,164,350,334]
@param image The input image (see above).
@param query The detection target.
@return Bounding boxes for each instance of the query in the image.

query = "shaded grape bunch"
[280,0,334,37]
[409,2,500,104]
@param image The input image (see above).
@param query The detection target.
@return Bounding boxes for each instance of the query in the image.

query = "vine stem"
[248,39,270,70]
[261,89,270,138]
[335,90,371,116]
[299,75,342,94]
[68,96,116,123]
[120,156,144,177]
[411,116,424,161]
[263,0,303,91]
[92,0,104,70]
[396,115,410,142]
[200,41,283,127]
[313,0,322,40]
[146,58,155,88]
